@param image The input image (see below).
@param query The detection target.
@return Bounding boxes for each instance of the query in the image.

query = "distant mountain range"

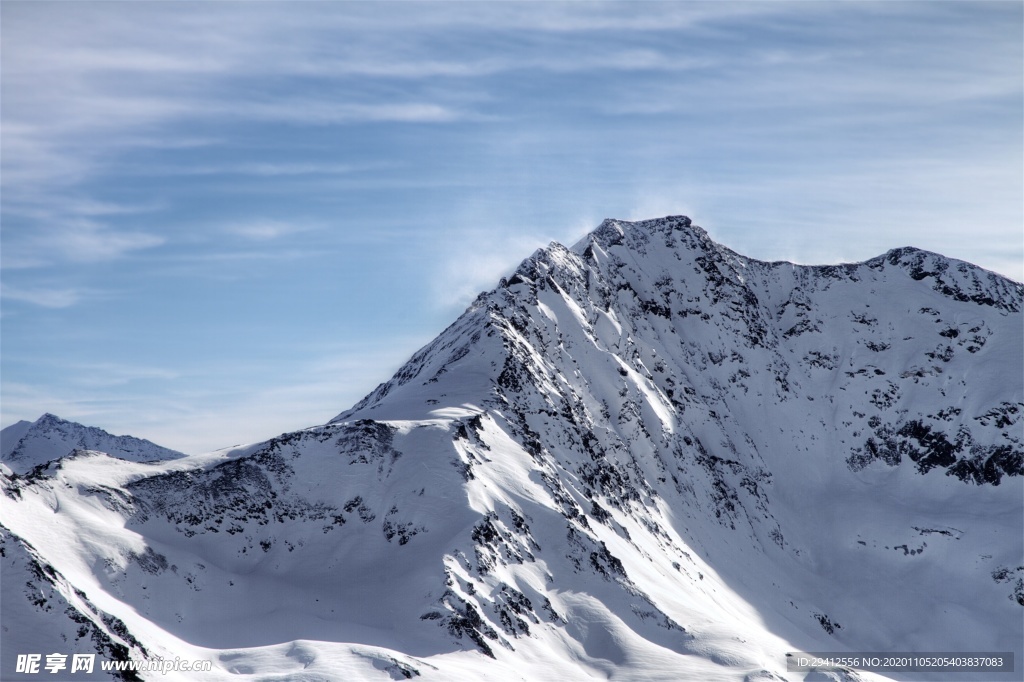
[3,216,1021,681]
[1,413,185,475]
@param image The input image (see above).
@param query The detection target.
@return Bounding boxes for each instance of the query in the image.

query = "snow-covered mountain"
[2,216,1021,681]
[1,413,185,475]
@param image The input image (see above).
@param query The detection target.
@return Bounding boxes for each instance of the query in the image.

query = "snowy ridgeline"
[2,216,1021,682]
[1,413,185,475]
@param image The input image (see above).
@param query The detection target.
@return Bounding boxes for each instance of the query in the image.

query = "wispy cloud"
[231,100,467,125]
[0,1,796,205]
[63,362,181,389]
[59,222,166,263]
[223,220,317,241]
[161,162,364,177]
[1,286,85,309]
[2,6,476,189]
[3,219,164,270]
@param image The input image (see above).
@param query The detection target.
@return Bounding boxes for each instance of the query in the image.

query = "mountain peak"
[4,216,1021,681]
[870,244,1023,312]
[338,215,1022,424]
[1,413,185,474]
[35,413,72,428]
[579,215,714,254]
[591,215,694,239]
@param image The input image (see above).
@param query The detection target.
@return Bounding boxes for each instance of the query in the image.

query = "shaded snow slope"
[1,414,185,475]
[3,217,1021,681]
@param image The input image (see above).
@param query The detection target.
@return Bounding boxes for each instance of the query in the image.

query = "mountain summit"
[3,216,1021,681]
[0,413,185,475]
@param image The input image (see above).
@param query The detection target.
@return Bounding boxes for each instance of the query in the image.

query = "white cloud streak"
[223,220,317,242]
[0,1,803,200]
[3,218,165,270]
[1,286,84,309]
[161,162,364,177]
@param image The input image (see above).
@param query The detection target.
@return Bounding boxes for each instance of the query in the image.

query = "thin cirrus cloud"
[224,100,467,126]
[3,220,164,270]
[159,162,363,178]
[2,9,476,191]
[223,220,318,242]
[0,5,855,203]
[276,47,716,80]
[58,225,166,262]
[0,286,85,309]
[1,13,476,285]
[3,4,1019,275]
[0,4,784,144]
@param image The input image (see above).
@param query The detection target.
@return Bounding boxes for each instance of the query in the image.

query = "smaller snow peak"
[872,246,951,275]
[593,219,627,247]
[1,413,186,474]
[466,288,492,313]
[658,214,693,229]
[507,252,543,286]
[504,241,583,291]
[872,246,1023,313]
[627,215,696,233]
[584,215,716,255]
[593,215,691,239]
[884,246,924,262]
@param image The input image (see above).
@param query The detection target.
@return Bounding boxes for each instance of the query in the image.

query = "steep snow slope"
[2,217,1021,681]
[1,414,185,475]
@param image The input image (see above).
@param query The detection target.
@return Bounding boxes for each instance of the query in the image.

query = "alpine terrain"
[2,216,1021,681]
[1,414,185,476]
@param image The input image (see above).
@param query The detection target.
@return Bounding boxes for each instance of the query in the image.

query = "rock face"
[2,216,1021,681]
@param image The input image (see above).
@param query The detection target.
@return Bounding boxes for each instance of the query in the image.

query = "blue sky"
[2,1,1021,453]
